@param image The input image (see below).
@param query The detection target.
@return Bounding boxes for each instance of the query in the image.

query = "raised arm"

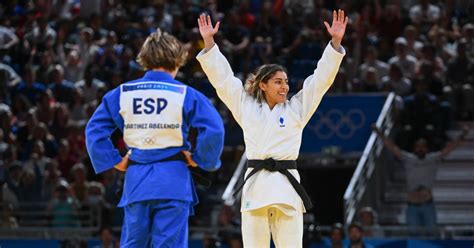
[324,9,349,52]
[290,10,348,124]
[439,125,469,158]
[372,125,403,160]
[198,14,220,51]
[196,14,245,123]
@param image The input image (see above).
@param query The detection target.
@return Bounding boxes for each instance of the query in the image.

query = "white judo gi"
[197,42,345,247]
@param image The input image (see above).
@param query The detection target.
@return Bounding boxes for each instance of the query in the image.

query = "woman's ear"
[259,81,266,91]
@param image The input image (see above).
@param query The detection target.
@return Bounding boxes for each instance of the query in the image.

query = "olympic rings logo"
[308,109,366,140]
[143,137,156,145]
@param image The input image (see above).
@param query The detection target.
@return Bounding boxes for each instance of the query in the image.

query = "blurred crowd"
[0,0,473,247]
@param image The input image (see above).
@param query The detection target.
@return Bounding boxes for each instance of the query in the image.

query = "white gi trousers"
[241,204,303,248]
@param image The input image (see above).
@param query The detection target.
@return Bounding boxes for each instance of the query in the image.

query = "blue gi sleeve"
[187,90,225,172]
[85,88,124,174]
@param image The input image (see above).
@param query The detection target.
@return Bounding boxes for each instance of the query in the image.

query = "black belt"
[233,158,313,210]
[128,152,211,188]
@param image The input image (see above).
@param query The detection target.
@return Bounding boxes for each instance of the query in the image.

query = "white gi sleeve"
[289,42,346,125]
[196,44,245,123]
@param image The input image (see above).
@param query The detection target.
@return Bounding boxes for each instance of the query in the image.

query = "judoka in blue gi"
[85,28,225,247]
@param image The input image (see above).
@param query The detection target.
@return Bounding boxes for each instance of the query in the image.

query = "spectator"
[23,140,52,175]
[12,66,45,105]
[10,94,32,122]
[401,77,441,145]
[460,23,474,59]
[36,90,56,125]
[0,203,18,228]
[217,205,242,248]
[70,163,89,204]
[357,207,383,238]
[66,122,86,158]
[77,27,99,66]
[61,50,86,83]
[55,139,78,179]
[2,165,19,209]
[417,44,445,81]
[48,64,75,104]
[403,25,423,58]
[47,181,80,227]
[359,67,380,92]
[358,46,389,82]
[380,63,412,96]
[27,122,58,158]
[17,164,43,203]
[221,9,250,74]
[372,125,469,231]
[93,226,119,248]
[347,222,374,248]
[446,38,474,119]
[50,103,71,141]
[35,51,55,85]
[0,18,19,50]
[5,162,23,202]
[69,88,87,121]
[328,222,345,248]
[0,62,21,89]
[43,160,64,202]
[409,0,441,34]
[24,16,57,49]
[389,37,418,80]
[0,106,16,145]
[84,181,111,227]
[75,65,105,104]
[330,68,351,93]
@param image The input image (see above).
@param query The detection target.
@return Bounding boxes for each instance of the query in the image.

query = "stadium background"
[0,0,473,247]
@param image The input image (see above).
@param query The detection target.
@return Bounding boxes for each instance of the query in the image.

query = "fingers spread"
[324,21,330,32]
[207,15,212,26]
[214,21,220,33]
[197,17,202,27]
[200,14,206,26]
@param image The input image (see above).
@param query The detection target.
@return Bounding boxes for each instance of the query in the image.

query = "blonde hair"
[137,29,188,71]
[244,64,287,102]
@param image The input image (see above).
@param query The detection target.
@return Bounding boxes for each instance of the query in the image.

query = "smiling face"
[259,71,289,108]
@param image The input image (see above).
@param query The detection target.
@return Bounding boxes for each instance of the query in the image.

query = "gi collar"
[143,70,175,82]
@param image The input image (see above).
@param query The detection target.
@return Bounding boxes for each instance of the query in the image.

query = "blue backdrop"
[301,94,386,153]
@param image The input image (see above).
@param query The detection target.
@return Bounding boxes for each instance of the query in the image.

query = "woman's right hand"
[197,14,220,51]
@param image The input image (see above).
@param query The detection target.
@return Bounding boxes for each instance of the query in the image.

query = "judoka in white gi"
[197,10,348,247]
[85,29,225,247]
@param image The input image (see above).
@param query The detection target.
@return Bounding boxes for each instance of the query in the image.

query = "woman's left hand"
[324,9,349,50]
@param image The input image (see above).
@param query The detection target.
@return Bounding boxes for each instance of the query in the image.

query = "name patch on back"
[120,81,186,149]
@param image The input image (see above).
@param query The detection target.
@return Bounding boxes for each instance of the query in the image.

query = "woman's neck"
[153,67,178,78]
[265,99,277,110]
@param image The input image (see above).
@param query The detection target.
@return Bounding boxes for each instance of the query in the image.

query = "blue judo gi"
[85,71,225,247]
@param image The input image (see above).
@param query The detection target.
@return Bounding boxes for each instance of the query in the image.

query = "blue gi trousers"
[120,199,191,247]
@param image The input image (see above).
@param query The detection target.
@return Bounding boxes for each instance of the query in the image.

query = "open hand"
[324,10,349,48]
[198,14,220,50]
